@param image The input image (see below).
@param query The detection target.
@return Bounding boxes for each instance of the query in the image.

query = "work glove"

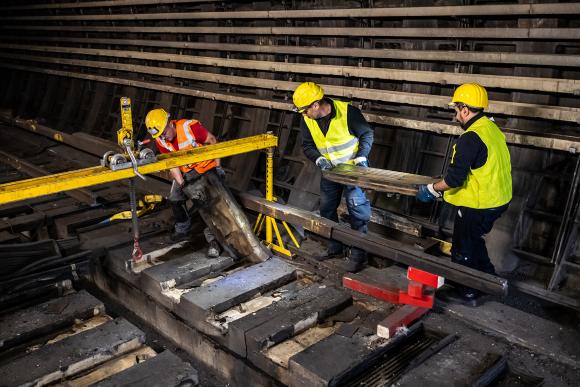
[416,183,441,203]
[315,156,333,171]
[353,156,369,168]
[215,166,226,180]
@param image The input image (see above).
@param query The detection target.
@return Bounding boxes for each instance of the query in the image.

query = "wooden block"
[0,318,145,386]
[227,284,331,357]
[95,350,198,387]
[246,287,352,359]
[0,290,105,351]
[399,291,434,309]
[177,258,296,325]
[377,305,429,339]
[407,281,425,298]
[407,266,444,289]
[141,251,235,293]
[288,331,395,387]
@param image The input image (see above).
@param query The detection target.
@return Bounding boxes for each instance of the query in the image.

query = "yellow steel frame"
[253,146,300,257]
[0,134,277,205]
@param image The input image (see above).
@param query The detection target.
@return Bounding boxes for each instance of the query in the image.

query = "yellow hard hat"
[293,82,324,112]
[449,83,488,109]
[145,108,169,138]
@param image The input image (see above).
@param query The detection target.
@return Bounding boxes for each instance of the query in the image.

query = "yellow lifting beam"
[0,134,278,206]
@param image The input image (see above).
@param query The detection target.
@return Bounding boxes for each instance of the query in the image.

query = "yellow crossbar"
[0,134,278,205]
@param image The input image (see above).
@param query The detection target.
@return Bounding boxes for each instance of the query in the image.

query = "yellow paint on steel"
[0,134,278,205]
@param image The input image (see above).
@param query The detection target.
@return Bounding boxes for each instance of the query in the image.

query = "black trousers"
[451,203,509,277]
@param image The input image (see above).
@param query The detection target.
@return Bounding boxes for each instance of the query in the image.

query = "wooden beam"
[0,0,217,11]
[2,63,579,153]
[3,25,580,40]
[239,193,508,296]
[323,165,438,196]
[2,3,580,21]
[4,36,580,68]
[3,43,578,94]
[2,54,577,123]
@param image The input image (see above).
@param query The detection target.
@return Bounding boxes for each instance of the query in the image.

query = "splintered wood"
[323,164,439,195]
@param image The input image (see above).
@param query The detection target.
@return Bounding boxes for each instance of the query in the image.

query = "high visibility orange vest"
[155,119,217,174]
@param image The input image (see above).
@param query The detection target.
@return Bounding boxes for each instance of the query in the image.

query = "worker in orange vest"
[145,108,225,258]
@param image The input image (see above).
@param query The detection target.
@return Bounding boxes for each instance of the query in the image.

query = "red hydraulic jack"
[343,266,444,338]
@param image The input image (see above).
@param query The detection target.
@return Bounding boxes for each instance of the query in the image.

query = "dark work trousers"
[451,202,509,293]
[169,169,217,242]
[320,177,371,259]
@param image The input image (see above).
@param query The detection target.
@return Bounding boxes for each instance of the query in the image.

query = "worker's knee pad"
[346,190,371,223]
[182,182,208,209]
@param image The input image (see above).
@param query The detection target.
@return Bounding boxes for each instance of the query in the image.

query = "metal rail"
[0,134,278,205]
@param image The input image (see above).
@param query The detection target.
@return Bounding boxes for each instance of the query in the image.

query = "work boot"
[169,221,192,243]
[315,242,344,261]
[344,248,367,273]
[207,240,220,258]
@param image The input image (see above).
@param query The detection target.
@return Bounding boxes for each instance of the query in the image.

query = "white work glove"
[352,156,368,167]
[315,156,334,171]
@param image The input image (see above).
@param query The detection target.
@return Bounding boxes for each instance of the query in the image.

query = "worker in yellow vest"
[416,83,512,306]
[293,82,373,272]
[146,108,225,258]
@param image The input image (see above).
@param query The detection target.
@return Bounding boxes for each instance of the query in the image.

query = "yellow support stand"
[255,144,300,257]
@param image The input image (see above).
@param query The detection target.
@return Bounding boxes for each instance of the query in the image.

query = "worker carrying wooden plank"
[146,108,271,263]
[415,83,512,306]
[293,82,373,272]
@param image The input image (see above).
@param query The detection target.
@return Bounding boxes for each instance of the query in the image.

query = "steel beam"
[0,134,278,205]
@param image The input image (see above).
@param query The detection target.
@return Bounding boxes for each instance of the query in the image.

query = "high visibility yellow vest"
[156,119,217,174]
[444,116,512,209]
[304,100,359,165]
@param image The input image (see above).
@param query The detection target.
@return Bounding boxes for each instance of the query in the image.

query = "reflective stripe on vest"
[444,116,512,209]
[304,100,359,165]
[155,119,217,174]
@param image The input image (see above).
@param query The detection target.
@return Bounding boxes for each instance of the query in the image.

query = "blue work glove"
[315,156,333,171]
[416,183,442,203]
[215,166,226,180]
[353,156,369,168]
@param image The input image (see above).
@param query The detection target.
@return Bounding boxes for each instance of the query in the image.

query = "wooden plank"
[288,329,408,387]
[246,288,352,379]
[3,43,579,94]
[323,165,438,196]
[0,318,145,386]
[226,284,330,357]
[3,55,578,123]
[0,0,216,10]
[95,350,198,387]
[6,36,580,69]
[0,290,105,351]
[141,250,235,294]
[55,346,157,387]
[177,258,296,326]
[3,64,579,153]
[5,25,580,40]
